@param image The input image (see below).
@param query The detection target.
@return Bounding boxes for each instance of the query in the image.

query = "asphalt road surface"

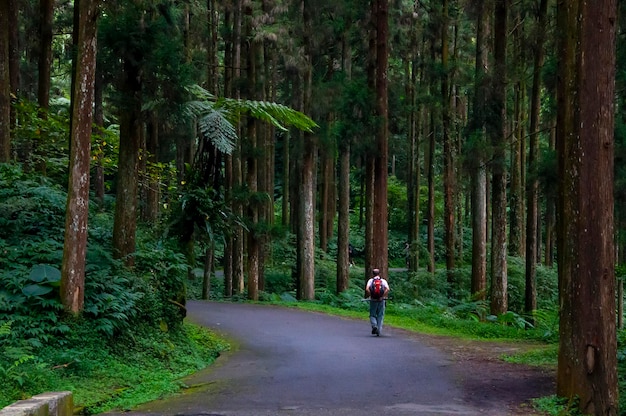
[103,301,519,416]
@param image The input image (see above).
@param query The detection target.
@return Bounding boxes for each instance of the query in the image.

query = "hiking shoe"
[371,327,377,334]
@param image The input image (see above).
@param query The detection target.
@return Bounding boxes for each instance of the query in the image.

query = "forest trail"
[102,301,554,416]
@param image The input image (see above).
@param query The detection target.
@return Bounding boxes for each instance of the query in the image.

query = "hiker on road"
[365,268,389,336]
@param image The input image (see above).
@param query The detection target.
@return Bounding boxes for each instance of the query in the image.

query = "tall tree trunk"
[337,33,352,292]
[282,130,290,227]
[556,1,618,413]
[244,1,259,300]
[372,0,389,274]
[60,0,99,314]
[112,54,143,266]
[508,9,526,257]
[469,0,490,300]
[426,112,435,273]
[406,29,420,271]
[509,81,525,256]
[337,141,350,293]
[8,0,18,102]
[38,0,54,113]
[0,0,10,162]
[318,144,332,252]
[544,122,556,267]
[93,68,105,205]
[489,0,508,315]
[525,0,548,319]
[143,113,160,221]
[207,0,219,95]
[441,0,456,285]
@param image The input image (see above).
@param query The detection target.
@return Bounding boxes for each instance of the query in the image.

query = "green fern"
[185,84,318,155]
[0,321,11,337]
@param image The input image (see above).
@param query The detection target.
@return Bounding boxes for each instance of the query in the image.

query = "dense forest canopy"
[0,0,623,413]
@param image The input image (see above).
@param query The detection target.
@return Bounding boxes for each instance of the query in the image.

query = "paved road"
[104,301,510,416]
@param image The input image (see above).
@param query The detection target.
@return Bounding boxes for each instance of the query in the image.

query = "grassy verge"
[0,323,229,414]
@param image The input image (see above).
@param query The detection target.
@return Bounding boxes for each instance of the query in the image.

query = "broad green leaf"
[28,264,61,283]
[22,284,53,297]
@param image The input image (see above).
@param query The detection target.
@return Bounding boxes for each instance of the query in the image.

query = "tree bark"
[525,0,548,318]
[427,112,435,274]
[336,141,350,293]
[38,0,54,113]
[489,0,508,315]
[468,0,490,300]
[112,54,142,266]
[0,0,10,162]
[441,0,456,285]
[556,1,618,413]
[60,0,99,314]
[372,0,389,274]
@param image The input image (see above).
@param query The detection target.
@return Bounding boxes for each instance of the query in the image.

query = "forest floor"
[416,333,556,415]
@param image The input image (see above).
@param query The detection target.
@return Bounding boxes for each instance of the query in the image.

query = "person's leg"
[376,301,386,336]
[369,301,378,333]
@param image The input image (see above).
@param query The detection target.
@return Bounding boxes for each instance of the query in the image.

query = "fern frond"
[198,109,236,154]
[0,321,11,337]
[217,98,318,132]
[187,84,318,133]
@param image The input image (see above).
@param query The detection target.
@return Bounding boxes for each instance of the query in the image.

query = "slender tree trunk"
[60,0,99,314]
[0,0,10,162]
[469,0,490,300]
[337,142,350,293]
[318,144,332,252]
[337,34,352,291]
[38,0,54,113]
[406,52,418,271]
[112,55,143,266]
[441,0,456,284]
[545,122,556,267]
[233,0,245,294]
[244,2,259,300]
[207,0,219,95]
[8,0,18,100]
[427,113,435,273]
[525,0,548,318]
[509,81,524,256]
[372,0,389,274]
[490,0,508,315]
[144,113,160,221]
[508,9,526,257]
[556,1,618,413]
[282,130,290,227]
[297,0,316,300]
[202,244,214,300]
[93,68,105,205]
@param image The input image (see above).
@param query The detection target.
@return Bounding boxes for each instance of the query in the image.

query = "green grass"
[0,323,229,414]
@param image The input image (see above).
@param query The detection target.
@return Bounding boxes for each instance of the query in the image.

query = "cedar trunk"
[372,0,389,274]
[0,0,10,162]
[469,0,489,299]
[490,0,508,315]
[60,0,99,313]
[38,0,54,112]
[441,0,456,284]
[556,1,618,413]
[112,57,142,265]
[525,0,548,316]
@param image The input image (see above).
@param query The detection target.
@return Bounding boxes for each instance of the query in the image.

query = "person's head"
[372,268,380,276]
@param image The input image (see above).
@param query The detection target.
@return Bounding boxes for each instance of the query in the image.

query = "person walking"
[365,268,389,336]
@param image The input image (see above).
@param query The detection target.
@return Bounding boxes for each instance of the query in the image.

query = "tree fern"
[185,84,317,156]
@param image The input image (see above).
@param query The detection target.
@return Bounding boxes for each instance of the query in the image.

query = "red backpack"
[370,277,384,300]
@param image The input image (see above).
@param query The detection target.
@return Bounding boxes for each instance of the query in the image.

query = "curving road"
[104,301,517,416]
